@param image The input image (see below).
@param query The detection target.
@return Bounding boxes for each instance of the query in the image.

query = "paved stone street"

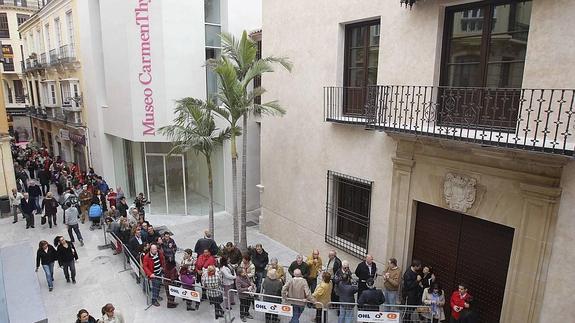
[0,198,299,322]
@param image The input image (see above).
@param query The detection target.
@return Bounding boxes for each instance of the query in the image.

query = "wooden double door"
[412,203,514,323]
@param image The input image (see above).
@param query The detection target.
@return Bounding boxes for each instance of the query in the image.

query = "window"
[0,13,9,38]
[440,0,532,129]
[42,81,57,106]
[14,80,24,103]
[2,45,14,71]
[50,83,56,104]
[60,80,80,108]
[54,18,61,47]
[204,0,220,24]
[252,32,262,105]
[17,14,30,27]
[443,1,531,88]
[44,24,51,50]
[325,170,372,259]
[205,0,221,100]
[66,11,74,45]
[28,80,34,105]
[343,19,380,115]
[35,80,41,106]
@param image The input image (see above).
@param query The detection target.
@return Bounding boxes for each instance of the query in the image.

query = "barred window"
[325,171,372,259]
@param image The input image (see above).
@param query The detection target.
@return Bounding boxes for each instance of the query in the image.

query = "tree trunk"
[206,154,215,240]
[231,134,240,246]
[240,114,248,251]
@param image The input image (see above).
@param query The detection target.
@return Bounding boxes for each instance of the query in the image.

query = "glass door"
[145,155,167,214]
[166,155,186,214]
[145,153,187,215]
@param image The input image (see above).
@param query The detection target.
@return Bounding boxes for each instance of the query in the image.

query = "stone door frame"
[386,139,562,323]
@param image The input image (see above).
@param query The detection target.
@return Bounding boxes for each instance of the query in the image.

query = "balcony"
[2,61,14,72]
[58,44,76,63]
[0,0,41,9]
[325,86,575,157]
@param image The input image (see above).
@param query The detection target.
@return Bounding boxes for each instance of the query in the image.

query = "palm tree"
[210,31,292,250]
[158,98,230,238]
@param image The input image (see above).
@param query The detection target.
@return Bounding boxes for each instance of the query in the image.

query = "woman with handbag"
[421,282,446,322]
[42,192,59,228]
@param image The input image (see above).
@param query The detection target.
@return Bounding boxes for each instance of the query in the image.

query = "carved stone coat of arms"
[443,173,477,212]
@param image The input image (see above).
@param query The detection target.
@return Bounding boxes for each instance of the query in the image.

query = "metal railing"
[0,0,41,8]
[325,85,575,156]
[2,61,14,72]
[59,44,75,62]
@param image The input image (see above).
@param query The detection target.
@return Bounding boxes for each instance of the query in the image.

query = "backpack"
[89,204,103,219]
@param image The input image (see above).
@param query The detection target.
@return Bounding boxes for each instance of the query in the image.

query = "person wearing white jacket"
[9,188,23,224]
[220,256,237,309]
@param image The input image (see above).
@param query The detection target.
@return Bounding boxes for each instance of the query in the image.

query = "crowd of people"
[117,223,475,323]
[10,145,477,323]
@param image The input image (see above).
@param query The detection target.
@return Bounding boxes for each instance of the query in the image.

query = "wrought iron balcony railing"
[58,44,75,62]
[0,0,41,8]
[324,86,575,156]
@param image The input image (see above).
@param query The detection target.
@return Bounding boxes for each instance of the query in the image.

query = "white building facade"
[260,0,575,322]
[1,0,39,143]
[86,0,263,215]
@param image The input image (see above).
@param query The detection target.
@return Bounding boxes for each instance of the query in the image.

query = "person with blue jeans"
[335,273,358,323]
[143,244,165,307]
[383,258,401,311]
[64,203,84,246]
[36,240,57,292]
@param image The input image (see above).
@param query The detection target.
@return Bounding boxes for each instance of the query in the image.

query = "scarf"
[431,291,440,317]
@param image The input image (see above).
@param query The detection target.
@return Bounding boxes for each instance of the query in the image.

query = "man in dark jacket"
[402,259,422,305]
[288,255,309,279]
[128,227,145,260]
[222,242,242,266]
[326,250,342,303]
[117,196,129,217]
[28,180,43,214]
[402,259,422,321]
[38,168,51,196]
[250,243,269,293]
[21,192,36,229]
[355,254,378,298]
[358,278,385,311]
[194,230,219,256]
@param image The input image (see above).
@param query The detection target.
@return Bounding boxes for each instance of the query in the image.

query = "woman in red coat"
[195,249,216,273]
[450,283,474,323]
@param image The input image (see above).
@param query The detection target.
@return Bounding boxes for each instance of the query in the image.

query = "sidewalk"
[0,202,298,322]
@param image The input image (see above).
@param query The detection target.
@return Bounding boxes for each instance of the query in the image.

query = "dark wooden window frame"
[439,0,531,89]
[343,19,380,116]
[438,0,531,131]
[325,170,373,259]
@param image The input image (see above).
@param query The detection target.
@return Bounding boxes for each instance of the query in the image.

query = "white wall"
[76,0,115,180]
